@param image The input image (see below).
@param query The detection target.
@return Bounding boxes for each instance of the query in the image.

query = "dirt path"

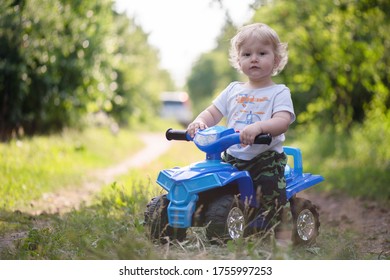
[302,190,390,258]
[26,133,172,215]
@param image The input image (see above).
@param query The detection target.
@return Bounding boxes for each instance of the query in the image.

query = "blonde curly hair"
[229,23,288,76]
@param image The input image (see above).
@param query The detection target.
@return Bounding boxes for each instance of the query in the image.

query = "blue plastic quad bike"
[144,126,324,245]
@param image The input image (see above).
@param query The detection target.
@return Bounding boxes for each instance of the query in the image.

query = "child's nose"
[251,54,259,62]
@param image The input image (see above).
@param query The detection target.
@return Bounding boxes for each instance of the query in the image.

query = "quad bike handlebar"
[165,128,272,145]
[165,128,190,141]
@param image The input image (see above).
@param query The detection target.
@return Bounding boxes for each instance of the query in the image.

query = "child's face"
[238,36,277,86]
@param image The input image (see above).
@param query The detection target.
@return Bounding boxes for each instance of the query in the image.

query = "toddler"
[187,23,295,229]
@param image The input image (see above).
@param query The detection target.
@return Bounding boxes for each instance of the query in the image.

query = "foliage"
[252,0,390,131]
[186,21,241,114]
[189,0,390,132]
[0,0,173,140]
[109,13,175,125]
[287,124,390,201]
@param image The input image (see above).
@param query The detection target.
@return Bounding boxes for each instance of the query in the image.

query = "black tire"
[290,197,320,245]
[204,194,249,242]
[144,195,186,243]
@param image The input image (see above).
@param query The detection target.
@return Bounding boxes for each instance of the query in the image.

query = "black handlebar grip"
[254,133,272,145]
[166,128,189,141]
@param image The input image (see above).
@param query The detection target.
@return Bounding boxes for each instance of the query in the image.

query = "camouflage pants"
[222,150,288,228]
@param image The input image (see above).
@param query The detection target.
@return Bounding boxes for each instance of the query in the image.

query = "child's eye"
[242,53,251,57]
[259,52,267,56]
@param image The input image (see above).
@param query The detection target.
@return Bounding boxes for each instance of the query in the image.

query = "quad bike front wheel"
[290,197,320,245]
[204,194,248,242]
[144,195,186,243]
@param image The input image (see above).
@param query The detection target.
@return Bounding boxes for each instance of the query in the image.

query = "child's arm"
[240,111,292,146]
[187,104,223,138]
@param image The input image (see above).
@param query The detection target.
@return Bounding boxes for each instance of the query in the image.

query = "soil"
[302,190,390,258]
[1,133,389,258]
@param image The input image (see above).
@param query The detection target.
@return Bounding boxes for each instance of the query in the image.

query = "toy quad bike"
[144,126,324,245]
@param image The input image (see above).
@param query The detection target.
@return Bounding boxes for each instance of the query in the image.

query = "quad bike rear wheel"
[290,197,320,245]
[144,195,186,243]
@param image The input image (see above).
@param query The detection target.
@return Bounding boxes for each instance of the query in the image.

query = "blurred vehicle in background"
[159,91,193,127]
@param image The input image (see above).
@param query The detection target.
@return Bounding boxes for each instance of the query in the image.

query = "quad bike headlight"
[193,132,218,146]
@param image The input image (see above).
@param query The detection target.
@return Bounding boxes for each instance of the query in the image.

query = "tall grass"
[287,124,390,201]
[1,183,159,259]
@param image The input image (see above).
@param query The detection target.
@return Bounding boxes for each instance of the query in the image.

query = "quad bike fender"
[156,164,256,228]
[286,174,324,200]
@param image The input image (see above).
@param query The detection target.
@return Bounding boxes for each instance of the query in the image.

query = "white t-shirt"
[213,82,295,160]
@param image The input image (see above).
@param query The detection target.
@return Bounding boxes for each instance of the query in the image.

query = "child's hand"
[240,123,263,146]
[187,121,208,138]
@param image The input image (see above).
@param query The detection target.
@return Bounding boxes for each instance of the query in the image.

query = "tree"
[251,0,390,131]
[0,0,174,140]
[186,21,240,114]
[0,0,116,138]
[108,12,174,125]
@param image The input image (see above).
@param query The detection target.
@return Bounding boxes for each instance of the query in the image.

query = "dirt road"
[26,133,172,215]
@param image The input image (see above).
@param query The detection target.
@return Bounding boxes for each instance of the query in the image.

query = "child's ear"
[273,56,281,73]
[274,56,281,68]
[236,55,244,73]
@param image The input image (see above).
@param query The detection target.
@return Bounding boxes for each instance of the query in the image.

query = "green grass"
[285,125,390,202]
[2,184,159,260]
[1,122,388,260]
[0,127,143,209]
